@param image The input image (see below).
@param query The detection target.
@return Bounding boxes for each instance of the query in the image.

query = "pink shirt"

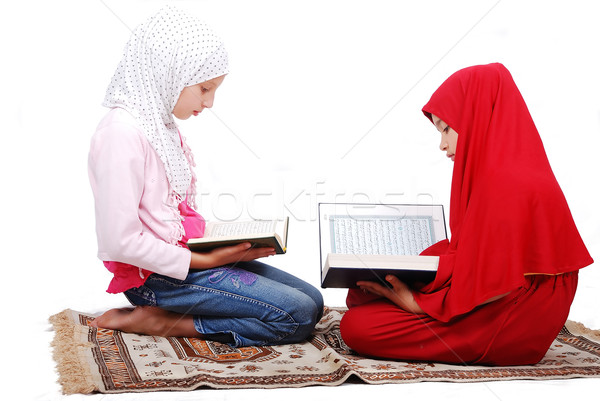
[88,108,205,293]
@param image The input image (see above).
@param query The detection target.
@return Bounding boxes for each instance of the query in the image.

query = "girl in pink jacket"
[88,6,323,347]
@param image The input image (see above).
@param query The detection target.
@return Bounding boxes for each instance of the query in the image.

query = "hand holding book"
[357,275,426,314]
[189,242,276,270]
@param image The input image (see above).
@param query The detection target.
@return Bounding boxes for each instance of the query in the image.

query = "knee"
[280,294,322,344]
[339,309,370,353]
[295,284,324,323]
[309,289,325,323]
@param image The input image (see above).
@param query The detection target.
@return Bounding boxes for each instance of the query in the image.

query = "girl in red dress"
[339,63,593,366]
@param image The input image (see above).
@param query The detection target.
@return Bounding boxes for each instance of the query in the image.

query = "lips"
[192,110,200,116]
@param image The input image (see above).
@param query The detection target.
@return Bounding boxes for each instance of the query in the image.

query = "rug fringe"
[49,309,98,395]
[565,320,600,342]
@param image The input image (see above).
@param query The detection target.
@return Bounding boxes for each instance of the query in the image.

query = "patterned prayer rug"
[50,307,600,394]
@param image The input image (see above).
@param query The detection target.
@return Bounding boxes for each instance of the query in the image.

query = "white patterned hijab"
[103,6,229,198]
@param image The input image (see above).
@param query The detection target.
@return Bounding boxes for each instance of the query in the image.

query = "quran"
[318,203,447,288]
[187,217,289,254]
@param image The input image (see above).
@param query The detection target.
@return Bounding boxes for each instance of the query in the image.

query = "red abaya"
[340,63,593,365]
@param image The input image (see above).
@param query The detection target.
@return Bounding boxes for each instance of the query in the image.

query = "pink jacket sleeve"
[88,120,191,280]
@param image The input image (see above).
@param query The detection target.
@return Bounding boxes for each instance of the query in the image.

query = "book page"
[206,220,276,238]
[329,215,434,255]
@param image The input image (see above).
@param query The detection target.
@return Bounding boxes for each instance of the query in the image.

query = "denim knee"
[277,294,321,344]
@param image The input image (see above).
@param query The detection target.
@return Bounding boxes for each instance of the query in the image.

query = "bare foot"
[90,306,198,337]
[89,307,133,331]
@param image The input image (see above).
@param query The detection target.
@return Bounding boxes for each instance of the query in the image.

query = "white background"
[1,0,598,400]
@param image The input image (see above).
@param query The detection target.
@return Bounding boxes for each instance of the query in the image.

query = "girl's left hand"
[357,275,426,314]
[190,242,276,270]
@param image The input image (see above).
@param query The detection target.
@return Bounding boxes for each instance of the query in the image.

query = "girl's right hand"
[189,242,276,270]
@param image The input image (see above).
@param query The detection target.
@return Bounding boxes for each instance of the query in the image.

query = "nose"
[439,137,447,152]
[203,95,214,109]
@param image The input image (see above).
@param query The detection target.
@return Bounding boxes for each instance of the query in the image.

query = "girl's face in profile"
[431,114,458,162]
[173,75,226,120]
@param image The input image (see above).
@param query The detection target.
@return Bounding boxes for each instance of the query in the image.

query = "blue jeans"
[124,261,324,347]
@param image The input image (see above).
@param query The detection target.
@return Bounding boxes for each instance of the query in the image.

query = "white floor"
[2,1,599,400]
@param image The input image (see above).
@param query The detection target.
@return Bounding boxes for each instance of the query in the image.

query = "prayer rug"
[50,307,600,394]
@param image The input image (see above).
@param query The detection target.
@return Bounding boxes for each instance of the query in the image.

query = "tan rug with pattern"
[50,307,600,394]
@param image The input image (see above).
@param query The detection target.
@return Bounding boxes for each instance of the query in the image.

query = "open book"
[318,203,447,288]
[187,217,289,254]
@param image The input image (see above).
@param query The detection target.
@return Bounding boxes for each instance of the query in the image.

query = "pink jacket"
[88,108,205,293]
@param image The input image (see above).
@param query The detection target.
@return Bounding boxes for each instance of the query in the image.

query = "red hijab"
[414,63,593,322]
